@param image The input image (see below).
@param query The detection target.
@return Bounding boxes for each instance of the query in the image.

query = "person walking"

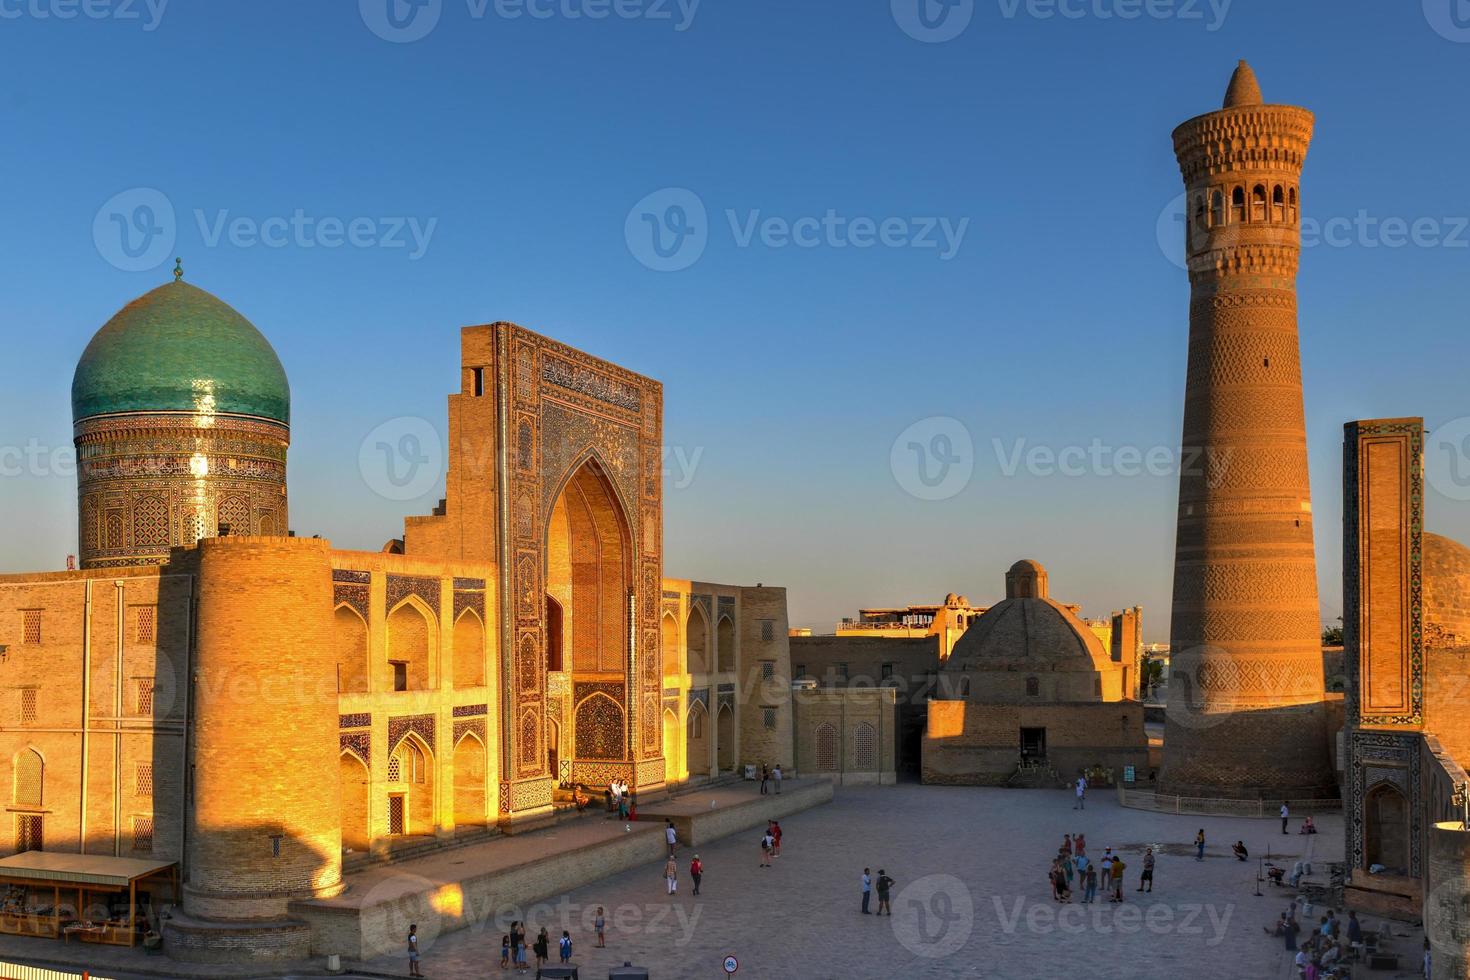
[1083,864,1098,904]
[594,907,606,948]
[500,934,510,969]
[407,924,423,978]
[876,869,894,915]
[773,764,783,794]
[1138,847,1154,893]
[760,765,770,795]
[771,820,783,858]
[861,867,872,914]
[665,855,679,894]
[533,928,550,970]
[691,854,704,896]
[1280,802,1290,835]
[1075,833,1086,857]
[559,930,573,964]
[1074,774,1087,810]
[1195,829,1206,861]
[511,921,528,972]
[1100,849,1113,893]
[665,819,678,856]
[760,829,773,867]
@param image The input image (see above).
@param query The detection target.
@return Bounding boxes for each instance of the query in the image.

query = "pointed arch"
[853,722,877,771]
[386,596,437,692]
[388,731,435,836]
[715,700,735,772]
[453,729,488,828]
[661,611,681,677]
[716,614,735,673]
[686,699,710,777]
[334,603,370,693]
[814,722,839,771]
[686,604,711,674]
[12,747,43,808]
[662,706,680,783]
[574,692,626,761]
[453,607,486,689]
[1365,781,1409,872]
[339,750,370,852]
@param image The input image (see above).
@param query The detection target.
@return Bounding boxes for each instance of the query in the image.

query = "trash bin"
[536,967,579,979]
[607,962,650,980]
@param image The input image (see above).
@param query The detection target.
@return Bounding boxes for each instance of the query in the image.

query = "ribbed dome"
[72,280,290,424]
[1424,532,1470,649]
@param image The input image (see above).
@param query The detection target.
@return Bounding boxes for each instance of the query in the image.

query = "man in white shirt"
[665,820,678,856]
[1280,802,1290,835]
[1074,775,1088,810]
[861,868,872,914]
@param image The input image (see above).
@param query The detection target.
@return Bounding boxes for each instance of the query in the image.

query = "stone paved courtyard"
[351,783,1419,980]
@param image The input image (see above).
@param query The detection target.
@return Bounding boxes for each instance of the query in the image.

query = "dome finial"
[1222,59,1263,108]
[173,257,184,282]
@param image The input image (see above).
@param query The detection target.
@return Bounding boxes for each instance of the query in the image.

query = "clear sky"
[2,1,1468,640]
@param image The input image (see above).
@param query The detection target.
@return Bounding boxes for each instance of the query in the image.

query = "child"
[500,935,510,969]
[559,930,572,964]
[594,907,606,948]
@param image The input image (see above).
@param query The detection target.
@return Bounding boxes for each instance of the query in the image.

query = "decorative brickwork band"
[339,713,371,729]
[387,574,442,614]
[339,731,371,765]
[387,714,436,755]
[452,703,488,718]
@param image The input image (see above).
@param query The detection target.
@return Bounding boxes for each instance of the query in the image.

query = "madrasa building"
[0,272,889,962]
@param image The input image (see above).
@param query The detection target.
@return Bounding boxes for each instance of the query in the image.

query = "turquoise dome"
[72,280,290,424]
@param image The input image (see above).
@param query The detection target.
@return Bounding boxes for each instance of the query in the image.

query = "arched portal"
[386,598,435,692]
[687,605,711,674]
[339,751,370,852]
[453,609,486,689]
[1365,782,1409,873]
[716,701,735,773]
[546,457,633,782]
[334,605,369,693]
[387,733,434,837]
[661,612,680,677]
[454,732,488,828]
[662,707,680,782]
[686,700,710,778]
[716,615,735,673]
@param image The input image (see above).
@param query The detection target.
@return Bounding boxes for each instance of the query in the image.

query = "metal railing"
[1116,785,1342,817]
[1,962,116,980]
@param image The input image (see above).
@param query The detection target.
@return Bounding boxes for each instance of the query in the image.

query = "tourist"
[876,869,894,915]
[1280,801,1290,835]
[1195,829,1206,861]
[760,764,770,795]
[1264,912,1287,937]
[629,793,638,821]
[861,867,872,914]
[665,855,679,894]
[1083,864,1098,904]
[573,784,590,812]
[1300,815,1317,835]
[760,829,773,867]
[772,820,783,857]
[510,921,526,971]
[1138,847,1154,893]
[407,924,422,978]
[559,930,573,964]
[1294,948,1311,978]
[605,786,615,813]
[691,854,704,895]
[1074,774,1087,810]
[1347,910,1363,949]
[500,934,510,969]
[594,907,606,948]
[773,764,783,794]
[618,791,630,821]
[1050,859,1070,903]
[534,928,550,970]
[1074,833,1086,857]
[1283,912,1299,952]
[1061,833,1073,855]
[1100,849,1113,893]
[665,819,678,856]
[1109,855,1125,902]
[1232,840,1249,861]
[1061,849,1074,892]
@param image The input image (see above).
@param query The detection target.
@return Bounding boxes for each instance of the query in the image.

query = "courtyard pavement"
[355,783,1417,980]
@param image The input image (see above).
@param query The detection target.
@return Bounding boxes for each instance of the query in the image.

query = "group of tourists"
[758,764,784,795]
[1046,834,1154,903]
[607,780,636,820]
[859,867,894,915]
[1263,903,1362,978]
[497,922,574,972]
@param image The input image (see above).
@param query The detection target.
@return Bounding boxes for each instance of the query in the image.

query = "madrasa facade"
[0,274,890,961]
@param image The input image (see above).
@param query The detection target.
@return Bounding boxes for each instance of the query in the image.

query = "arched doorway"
[387,733,434,837]
[453,609,486,689]
[716,615,735,673]
[686,605,711,674]
[662,707,680,782]
[686,700,710,778]
[339,751,370,852]
[386,599,435,692]
[453,732,488,828]
[662,612,680,678]
[334,605,369,693]
[716,701,735,773]
[1365,783,1409,873]
[546,457,632,783]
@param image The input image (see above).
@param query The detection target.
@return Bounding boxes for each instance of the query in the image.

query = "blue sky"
[2,1,1468,638]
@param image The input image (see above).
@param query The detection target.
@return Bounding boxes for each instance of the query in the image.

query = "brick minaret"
[1158,62,1335,799]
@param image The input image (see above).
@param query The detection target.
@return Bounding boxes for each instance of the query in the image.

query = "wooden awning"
[0,852,175,889]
